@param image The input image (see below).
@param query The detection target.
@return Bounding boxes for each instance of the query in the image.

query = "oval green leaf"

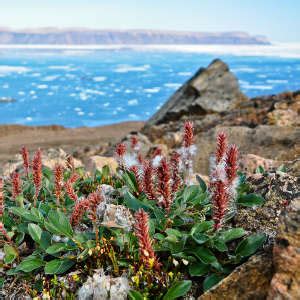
[17,256,45,272]
[235,233,266,257]
[44,259,75,274]
[163,280,192,300]
[28,223,43,244]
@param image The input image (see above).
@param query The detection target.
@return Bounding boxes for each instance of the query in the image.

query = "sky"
[0,0,299,42]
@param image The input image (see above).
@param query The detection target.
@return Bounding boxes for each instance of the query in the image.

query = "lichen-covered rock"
[267,198,300,299]
[234,172,300,238]
[239,153,282,174]
[199,252,273,300]
[101,204,134,231]
[86,156,118,174]
[267,98,300,126]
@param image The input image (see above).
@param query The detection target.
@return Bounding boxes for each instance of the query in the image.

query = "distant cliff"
[0,28,270,45]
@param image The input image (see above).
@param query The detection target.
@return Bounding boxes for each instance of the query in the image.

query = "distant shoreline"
[1,43,300,58]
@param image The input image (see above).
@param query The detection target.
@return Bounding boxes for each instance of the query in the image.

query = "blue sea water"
[0,48,299,127]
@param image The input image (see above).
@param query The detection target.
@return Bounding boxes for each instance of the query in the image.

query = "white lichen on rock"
[78,269,129,300]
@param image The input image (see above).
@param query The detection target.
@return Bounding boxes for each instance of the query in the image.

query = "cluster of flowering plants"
[1,122,266,299]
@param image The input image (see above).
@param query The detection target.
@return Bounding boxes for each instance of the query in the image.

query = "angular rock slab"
[146,59,247,126]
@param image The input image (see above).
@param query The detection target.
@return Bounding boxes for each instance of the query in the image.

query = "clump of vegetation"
[0,122,266,299]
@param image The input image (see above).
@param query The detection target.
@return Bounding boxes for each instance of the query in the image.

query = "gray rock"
[146,59,247,126]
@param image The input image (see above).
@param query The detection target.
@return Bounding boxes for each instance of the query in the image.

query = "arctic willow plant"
[1,121,266,299]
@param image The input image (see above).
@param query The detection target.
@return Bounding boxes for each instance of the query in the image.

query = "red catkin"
[32,149,42,199]
[11,172,22,199]
[0,178,3,219]
[115,143,127,168]
[157,157,172,212]
[87,191,103,222]
[70,198,90,226]
[65,173,80,201]
[225,145,238,185]
[54,164,64,204]
[142,160,156,200]
[0,222,11,243]
[183,121,194,148]
[21,146,30,177]
[216,132,227,164]
[212,180,229,230]
[170,151,182,194]
[134,209,160,270]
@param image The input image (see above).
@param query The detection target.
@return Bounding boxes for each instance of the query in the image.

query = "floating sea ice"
[178,71,192,76]
[114,64,150,73]
[164,83,181,89]
[41,75,59,82]
[127,99,138,106]
[93,76,107,82]
[37,84,48,89]
[0,65,30,74]
[143,87,160,93]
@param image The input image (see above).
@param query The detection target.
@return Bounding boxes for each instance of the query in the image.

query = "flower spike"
[32,149,42,204]
[134,209,160,270]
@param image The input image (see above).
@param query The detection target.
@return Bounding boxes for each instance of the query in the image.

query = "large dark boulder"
[145,59,248,127]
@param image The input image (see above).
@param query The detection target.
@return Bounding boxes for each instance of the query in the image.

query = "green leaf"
[40,231,52,250]
[10,207,40,223]
[17,256,45,272]
[47,210,73,238]
[123,171,138,193]
[192,247,217,264]
[183,185,201,203]
[188,261,210,276]
[203,274,225,292]
[30,207,44,223]
[128,290,144,300]
[45,259,75,274]
[212,239,228,252]
[4,244,18,264]
[236,233,266,257]
[196,175,207,192]
[166,229,183,238]
[123,191,150,211]
[190,221,213,244]
[163,280,192,300]
[237,194,264,207]
[221,228,246,243]
[191,221,214,234]
[46,243,71,255]
[28,223,43,244]
[191,233,209,244]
